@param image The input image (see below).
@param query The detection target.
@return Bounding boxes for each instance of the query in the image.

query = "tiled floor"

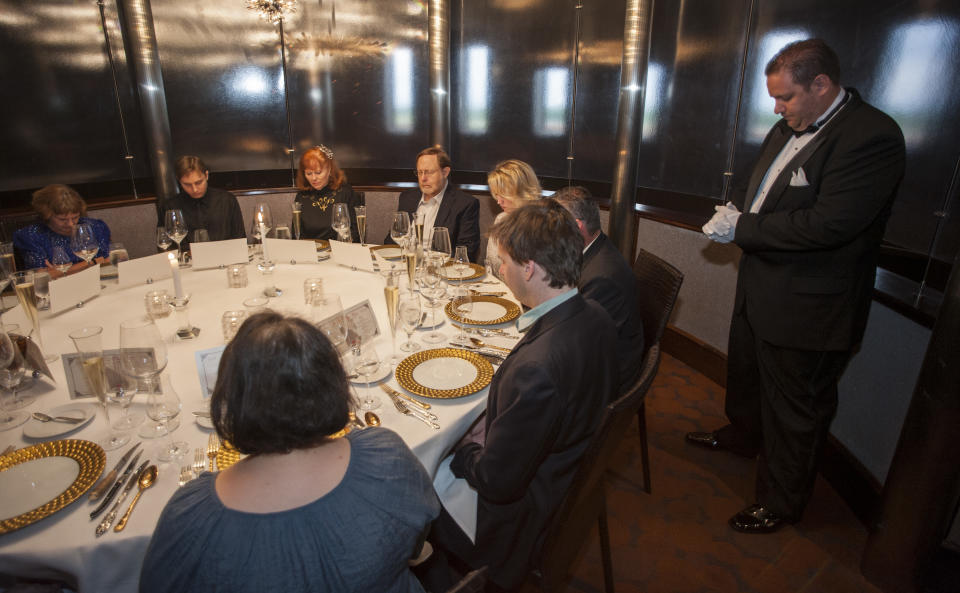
[521,353,884,593]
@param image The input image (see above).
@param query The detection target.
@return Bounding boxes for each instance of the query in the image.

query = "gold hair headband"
[314,145,334,160]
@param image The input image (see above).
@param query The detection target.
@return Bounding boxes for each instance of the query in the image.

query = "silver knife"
[90,451,143,519]
[379,383,432,410]
[89,442,141,501]
[96,459,149,537]
[379,385,438,420]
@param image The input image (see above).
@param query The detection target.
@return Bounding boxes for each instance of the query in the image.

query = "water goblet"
[398,292,422,352]
[312,294,347,350]
[421,256,448,344]
[163,210,188,263]
[454,245,470,282]
[70,222,99,265]
[106,361,143,432]
[451,285,474,343]
[332,203,351,242]
[146,374,188,462]
[355,343,382,411]
[432,226,452,266]
[119,317,169,438]
[390,212,411,248]
[50,245,72,274]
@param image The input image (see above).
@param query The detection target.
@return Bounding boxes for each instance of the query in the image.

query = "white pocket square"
[790,167,810,187]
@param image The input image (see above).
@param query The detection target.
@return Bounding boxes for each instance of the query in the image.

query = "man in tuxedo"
[384,147,480,261]
[688,39,905,533]
[555,187,645,391]
[161,155,246,251]
[430,200,618,589]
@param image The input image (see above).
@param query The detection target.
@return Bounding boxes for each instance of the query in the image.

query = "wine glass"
[32,270,50,313]
[432,226,452,265]
[164,210,188,263]
[355,342,382,411]
[291,200,302,240]
[390,212,411,248]
[69,326,129,450]
[275,226,292,240]
[70,222,99,264]
[332,203,351,242]
[398,292,422,352]
[191,229,210,244]
[50,245,72,274]
[313,294,347,350]
[12,270,53,365]
[454,245,470,284]
[156,228,172,252]
[451,285,474,343]
[106,360,142,432]
[119,317,169,439]
[146,374,188,462]
[421,255,448,344]
[355,205,367,245]
[0,330,28,432]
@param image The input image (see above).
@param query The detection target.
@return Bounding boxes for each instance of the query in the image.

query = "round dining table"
[0,252,518,593]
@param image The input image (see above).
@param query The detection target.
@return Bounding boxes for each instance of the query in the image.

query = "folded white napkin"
[433,455,478,543]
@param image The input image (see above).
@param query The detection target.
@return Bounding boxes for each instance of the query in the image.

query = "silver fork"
[193,448,206,474]
[207,433,221,472]
[178,466,193,487]
[390,396,440,430]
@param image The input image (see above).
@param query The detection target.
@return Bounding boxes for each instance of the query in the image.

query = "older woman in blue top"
[12,184,111,278]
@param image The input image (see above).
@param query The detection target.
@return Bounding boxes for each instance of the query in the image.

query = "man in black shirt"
[160,156,246,251]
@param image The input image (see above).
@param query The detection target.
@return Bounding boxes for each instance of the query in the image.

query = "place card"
[315,299,380,354]
[263,238,317,264]
[191,238,248,270]
[330,240,376,272]
[195,346,225,399]
[118,252,173,287]
[50,265,100,313]
[61,348,157,399]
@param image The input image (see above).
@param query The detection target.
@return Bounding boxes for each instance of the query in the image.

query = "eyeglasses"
[415,169,441,177]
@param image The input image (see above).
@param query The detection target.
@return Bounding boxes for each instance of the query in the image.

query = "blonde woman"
[484,160,542,278]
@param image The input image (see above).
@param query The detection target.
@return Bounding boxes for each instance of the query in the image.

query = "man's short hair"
[211,311,351,455]
[553,186,601,235]
[174,156,209,179]
[489,199,582,289]
[417,146,452,170]
[764,38,840,87]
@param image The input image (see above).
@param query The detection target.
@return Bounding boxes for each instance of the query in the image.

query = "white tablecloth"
[0,257,516,592]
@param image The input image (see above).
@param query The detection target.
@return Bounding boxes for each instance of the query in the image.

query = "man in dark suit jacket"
[431,200,618,589]
[555,188,645,391]
[688,39,906,533]
[383,147,481,262]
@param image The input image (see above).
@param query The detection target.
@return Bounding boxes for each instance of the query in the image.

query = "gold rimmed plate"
[395,348,494,399]
[0,439,106,535]
[445,295,521,326]
[369,245,403,260]
[442,262,484,281]
[216,425,353,470]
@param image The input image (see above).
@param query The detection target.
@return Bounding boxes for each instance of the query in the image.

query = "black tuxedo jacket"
[581,232,645,390]
[450,293,618,588]
[731,88,905,351]
[384,186,481,262]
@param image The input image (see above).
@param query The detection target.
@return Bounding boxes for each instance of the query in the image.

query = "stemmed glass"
[432,227,452,264]
[12,270,54,364]
[402,238,420,292]
[398,292,422,352]
[421,255,447,344]
[332,203,351,242]
[383,271,401,364]
[71,222,99,265]
[146,374,188,462]
[32,270,50,312]
[454,245,470,285]
[313,294,347,351]
[156,228,172,252]
[50,245,72,274]
[355,205,367,245]
[0,330,28,432]
[451,285,474,343]
[163,210,188,263]
[251,203,278,295]
[69,326,129,450]
[355,343,382,411]
[390,212,411,249]
[0,256,12,325]
[291,199,302,240]
[106,361,142,432]
[118,318,169,439]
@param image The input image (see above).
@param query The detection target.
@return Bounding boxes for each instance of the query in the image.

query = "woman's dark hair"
[211,311,351,454]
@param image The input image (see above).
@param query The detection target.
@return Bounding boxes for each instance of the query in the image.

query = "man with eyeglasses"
[385,147,480,261]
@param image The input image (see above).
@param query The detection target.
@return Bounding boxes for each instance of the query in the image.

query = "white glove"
[702,203,740,243]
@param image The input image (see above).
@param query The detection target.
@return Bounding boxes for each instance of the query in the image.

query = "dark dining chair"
[531,344,661,593]
[631,249,683,494]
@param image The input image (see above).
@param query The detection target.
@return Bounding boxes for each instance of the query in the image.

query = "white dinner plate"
[22,403,97,439]
[349,360,392,384]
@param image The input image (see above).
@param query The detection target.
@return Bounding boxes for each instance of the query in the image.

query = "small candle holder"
[170,296,200,340]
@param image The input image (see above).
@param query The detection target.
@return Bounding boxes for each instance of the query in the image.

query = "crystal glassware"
[432,226,452,265]
[332,203,351,242]
[355,342,382,411]
[452,285,474,343]
[0,329,28,431]
[398,291,422,352]
[156,227,172,252]
[390,211,410,248]
[70,222,99,265]
[355,205,367,245]
[421,255,447,344]
[146,374,188,462]
[50,245,72,274]
[12,270,54,363]
[164,210,188,263]
[69,326,129,450]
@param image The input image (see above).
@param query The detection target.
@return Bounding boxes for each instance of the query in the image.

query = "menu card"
[263,238,317,264]
[191,239,248,270]
[118,252,173,287]
[330,240,376,272]
[50,265,100,313]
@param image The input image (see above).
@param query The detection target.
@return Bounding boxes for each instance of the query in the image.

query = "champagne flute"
[398,292,422,352]
[0,330,28,432]
[390,212,411,249]
[69,326,129,450]
[163,210,188,263]
[12,270,53,365]
[383,272,401,364]
[146,374,188,462]
[402,239,420,292]
[71,222,99,265]
[332,203,351,242]
[291,199,302,240]
[50,245,72,274]
[355,205,367,245]
[415,213,426,248]
[355,343,382,411]
[156,228,172,252]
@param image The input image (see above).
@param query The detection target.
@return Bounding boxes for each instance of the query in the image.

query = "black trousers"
[723,307,850,520]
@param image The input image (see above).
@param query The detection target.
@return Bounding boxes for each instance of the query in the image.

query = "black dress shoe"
[685,431,721,450]
[729,504,792,534]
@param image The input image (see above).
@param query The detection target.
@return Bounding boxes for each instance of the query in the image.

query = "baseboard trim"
[661,325,881,528]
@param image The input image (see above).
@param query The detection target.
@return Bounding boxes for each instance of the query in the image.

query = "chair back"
[632,249,683,356]
[535,344,661,590]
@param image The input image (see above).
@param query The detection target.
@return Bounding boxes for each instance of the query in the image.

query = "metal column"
[427,0,451,151]
[608,0,653,261]
[117,0,178,207]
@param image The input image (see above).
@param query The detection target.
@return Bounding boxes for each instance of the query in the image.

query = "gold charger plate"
[445,295,521,326]
[369,244,403,260]
[442,262,485,281]
[395,348,494,399]
[0,439,105,535]
[215,425,353,470]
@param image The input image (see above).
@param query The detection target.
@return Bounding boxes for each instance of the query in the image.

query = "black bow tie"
[792,124,818,137]
[791,91,849,138]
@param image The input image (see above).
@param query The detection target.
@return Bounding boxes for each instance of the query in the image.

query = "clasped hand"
[702,202,740,243]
